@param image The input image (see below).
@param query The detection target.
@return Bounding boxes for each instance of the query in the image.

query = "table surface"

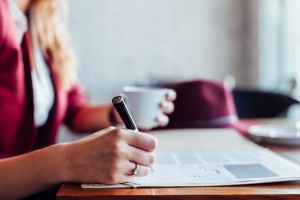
[56,122,300,200]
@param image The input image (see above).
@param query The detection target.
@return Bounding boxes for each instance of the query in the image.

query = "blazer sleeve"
[64,84,89,129]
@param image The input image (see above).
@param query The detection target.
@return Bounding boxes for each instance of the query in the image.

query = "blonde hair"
[33,0,77,90]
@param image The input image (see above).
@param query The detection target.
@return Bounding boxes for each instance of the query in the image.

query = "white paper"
[82,148,300,188]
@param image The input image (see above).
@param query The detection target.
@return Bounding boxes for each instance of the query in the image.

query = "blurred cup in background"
[121,86,170,129]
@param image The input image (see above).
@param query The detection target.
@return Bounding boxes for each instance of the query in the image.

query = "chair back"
[232,89,299,118]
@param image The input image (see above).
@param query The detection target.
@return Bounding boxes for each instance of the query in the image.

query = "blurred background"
[58,0,300,142]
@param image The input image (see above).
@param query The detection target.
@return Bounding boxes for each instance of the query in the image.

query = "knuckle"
[103,165,123,184]
[110,140,120,152]
[109,131,127,150]
[110,143,124,160]
[111,128,124,139]
[105,173,119,184]
[106,126,116,131]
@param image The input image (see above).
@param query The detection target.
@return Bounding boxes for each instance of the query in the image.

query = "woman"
[0,0,175,199]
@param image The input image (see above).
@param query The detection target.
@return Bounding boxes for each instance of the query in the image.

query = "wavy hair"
[33,0,77,90]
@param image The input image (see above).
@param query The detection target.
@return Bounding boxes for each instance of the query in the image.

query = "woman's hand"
[156,89,177,127]
[61,127,157,184]
[111,89,177,130]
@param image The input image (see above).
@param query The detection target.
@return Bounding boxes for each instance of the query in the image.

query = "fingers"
[160,101,174,114]
[74,129,156,184]
[127,145,156,167]
[104,131,155,182]
[126,162,151,177]
[122,131,157,170]
[161,89,176,114]
[166,89,177,101]
[150,89,176,128]
[125,130,158,152]
[111,159,151,177]
[156,115,169,127]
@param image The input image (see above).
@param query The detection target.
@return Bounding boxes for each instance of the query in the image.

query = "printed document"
[81,129,300,188]
[82,148,300,188]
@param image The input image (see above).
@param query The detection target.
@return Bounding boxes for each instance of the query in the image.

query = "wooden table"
[56,126,300,200]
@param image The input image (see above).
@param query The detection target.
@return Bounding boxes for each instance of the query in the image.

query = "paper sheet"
[82,148,300,188]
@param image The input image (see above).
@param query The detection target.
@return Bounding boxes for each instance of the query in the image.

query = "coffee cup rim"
[123,86,167,93]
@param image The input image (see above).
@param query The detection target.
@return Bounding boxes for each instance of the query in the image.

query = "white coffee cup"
[121,86,170,129]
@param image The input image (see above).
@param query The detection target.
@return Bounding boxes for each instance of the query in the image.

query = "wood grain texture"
[56,182,300,200]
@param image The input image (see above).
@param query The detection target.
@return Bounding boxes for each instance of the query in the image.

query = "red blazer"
[0,0,88,158]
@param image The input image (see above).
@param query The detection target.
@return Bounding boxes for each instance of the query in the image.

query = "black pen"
[112,96,138,131]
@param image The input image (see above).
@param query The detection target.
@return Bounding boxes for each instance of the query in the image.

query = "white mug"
[121,86,170,129]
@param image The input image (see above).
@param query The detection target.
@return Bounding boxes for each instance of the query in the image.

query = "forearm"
[71,104,119,132]
[0,144,66,199]
[0,127,158,199]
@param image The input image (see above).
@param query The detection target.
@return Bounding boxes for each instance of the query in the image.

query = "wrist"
[28,144,69,185]
[51,143,74,183]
